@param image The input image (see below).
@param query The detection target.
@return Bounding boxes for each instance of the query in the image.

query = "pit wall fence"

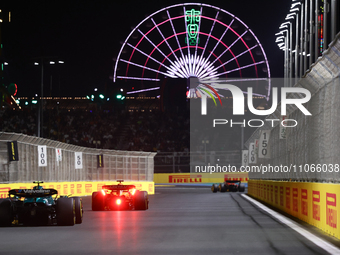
[154,172,248,185]
[248,180,339,238]
[0,132,156,194]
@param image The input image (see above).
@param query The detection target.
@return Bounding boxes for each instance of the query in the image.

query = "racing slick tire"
[211,184,219,193]
[0,199,12,227]
[56,198,75,226]
[238,184,245,192]
[92,192,105,211]
[219,183,228,192]
[73,197,83,224]
[134,191,148,210]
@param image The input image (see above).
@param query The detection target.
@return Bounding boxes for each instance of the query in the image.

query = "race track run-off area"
[0,187,337,255]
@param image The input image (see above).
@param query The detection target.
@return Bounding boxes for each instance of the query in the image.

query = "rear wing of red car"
[224,180,242,184]
[102,184,136,191]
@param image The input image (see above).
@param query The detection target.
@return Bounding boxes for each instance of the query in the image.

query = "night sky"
[0,0,290,97]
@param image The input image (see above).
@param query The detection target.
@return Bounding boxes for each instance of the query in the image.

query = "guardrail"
[154,151,241,173]
[0,132,156,183]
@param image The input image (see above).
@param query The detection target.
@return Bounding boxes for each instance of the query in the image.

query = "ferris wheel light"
[126,87,160,94]
[113,3,271,99]
[117,76,160,82]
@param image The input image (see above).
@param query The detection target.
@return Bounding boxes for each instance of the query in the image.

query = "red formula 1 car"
[91,180,149,211]
[211,180,245,193]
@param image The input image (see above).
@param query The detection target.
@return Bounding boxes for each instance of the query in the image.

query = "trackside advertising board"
[248,180,340,238]
[0,181,154,198]
[154,173,248,184]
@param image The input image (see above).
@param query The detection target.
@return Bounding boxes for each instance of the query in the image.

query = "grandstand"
[2,93,265,155]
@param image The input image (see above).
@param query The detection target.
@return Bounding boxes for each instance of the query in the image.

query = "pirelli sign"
[248,180,340,239]
[169,174,202,183]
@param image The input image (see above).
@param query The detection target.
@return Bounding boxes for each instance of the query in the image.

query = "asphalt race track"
[0,187,337,255]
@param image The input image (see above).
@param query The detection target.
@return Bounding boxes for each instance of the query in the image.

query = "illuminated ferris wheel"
[113,3,271,99]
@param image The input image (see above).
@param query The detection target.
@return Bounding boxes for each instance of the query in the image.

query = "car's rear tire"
[134,191,148,210]
[238,183,245,192]
[92,192,105,211]
[211,184,219,193]
[219,183,228,192]
[56,198,75,226]
[73,197,83,224]
[0,199,12,227]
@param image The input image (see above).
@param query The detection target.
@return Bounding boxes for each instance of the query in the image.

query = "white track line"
[241,194,340,255]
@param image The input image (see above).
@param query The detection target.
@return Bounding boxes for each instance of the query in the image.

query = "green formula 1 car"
[0,181,83,226]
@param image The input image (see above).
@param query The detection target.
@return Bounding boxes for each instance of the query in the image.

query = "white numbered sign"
[242,150,249,166]
[248,143,257,164]
[56,148,62,162]
[259,130,271,159]
[38,145,47,167]
[75,152,83,169]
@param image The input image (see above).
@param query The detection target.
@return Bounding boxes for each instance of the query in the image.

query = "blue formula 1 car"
[0,181,83,226]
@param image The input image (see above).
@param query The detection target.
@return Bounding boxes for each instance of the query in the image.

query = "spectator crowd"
[0,107,189,153]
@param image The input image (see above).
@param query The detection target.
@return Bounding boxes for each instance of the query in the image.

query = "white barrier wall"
[245,33,340,182]
[0,132,156,183]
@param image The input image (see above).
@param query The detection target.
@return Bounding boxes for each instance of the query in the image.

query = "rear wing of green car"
[8,189,58,198]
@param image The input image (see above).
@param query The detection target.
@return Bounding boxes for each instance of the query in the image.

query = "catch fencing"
[0,132,155,183]
[245,33,340,182]
[154,151,241,173]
